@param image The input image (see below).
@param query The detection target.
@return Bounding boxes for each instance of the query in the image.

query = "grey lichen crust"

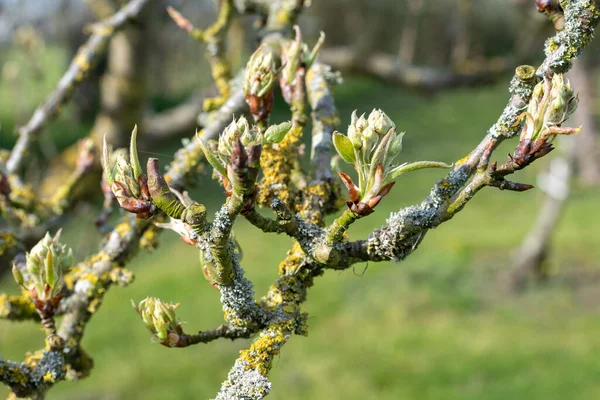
[0,350,65,397]
[213,361,272,400]
[219,252,266,328]
[540,0,599,74]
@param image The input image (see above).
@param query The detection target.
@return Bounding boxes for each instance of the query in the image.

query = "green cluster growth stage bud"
[280,25,325,103]
[520,73,581,143]
[243,45,278,122]
[199,117,291,191]
[132,297,184,348]
[243,45,276,98]
[334,109,450,215]
[102,126,154,218]
[14,231,73,302]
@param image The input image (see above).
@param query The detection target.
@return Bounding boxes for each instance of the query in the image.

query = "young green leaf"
[333,132,356,163]
[129,125,142,180]
[197,133,227,177]
[264,121,292,143]
[389,161,452,180]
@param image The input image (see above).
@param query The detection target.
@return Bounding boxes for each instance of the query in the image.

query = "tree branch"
[6,0,151,177]
[341,0,599,267]
[319,46,514,91]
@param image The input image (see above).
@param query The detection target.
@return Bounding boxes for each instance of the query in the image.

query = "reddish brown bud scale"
[245,90,274,122]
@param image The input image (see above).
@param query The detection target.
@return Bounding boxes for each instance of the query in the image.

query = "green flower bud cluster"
[520,73,580,142]
[243,45,276,98]
[132,297,183,348]
[13,231,73,302]
[199,116,292,190]
[280,26,325,103]
[243,45,279,122]
[102,126,154,218]
[103,126,143,198]
[334,109,450,214]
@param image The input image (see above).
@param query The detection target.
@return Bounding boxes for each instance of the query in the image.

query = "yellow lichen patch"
[256,126,303,207]
[115,221,132,238]
[66,337,78,349]
[238,323,290,376]
[43,371,55,383]
[74,52,91,73]
[0,232,18,256]
[277,243,304,277]
[439,180,454,190]
[320,115,341,127]
[109,267,135,287]
[0,293,36,320]
[23,350,44,370]
[87,297,102,314]
[11,185,36,202]
[294,181,342,225]
[74,272,100,296]
[276,9,292,25]
[87,251,110,265]
[455,152,472,166]
[8,366,29,385]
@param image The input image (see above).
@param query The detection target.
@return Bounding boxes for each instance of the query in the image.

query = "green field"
[2,59,600,399]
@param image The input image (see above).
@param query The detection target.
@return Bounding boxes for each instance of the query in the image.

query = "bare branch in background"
[320,46,514,91]
[6,0,151,178]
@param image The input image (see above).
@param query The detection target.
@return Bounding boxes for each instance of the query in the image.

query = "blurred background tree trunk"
[39,0,150,198]
[509,58,598,289]
[397,0,423,64]
[570,57,600,185]
[510,139,575,290]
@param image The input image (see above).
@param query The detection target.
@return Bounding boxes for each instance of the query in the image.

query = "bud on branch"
[333,109,450,216]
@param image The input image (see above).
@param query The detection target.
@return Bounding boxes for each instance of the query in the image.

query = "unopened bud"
[243,45,276,98]
[133,297,183,347]
[335,109,449,214]
[22,231,73,302]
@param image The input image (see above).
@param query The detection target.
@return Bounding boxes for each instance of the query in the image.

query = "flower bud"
[133,297,183,347]
[280,26,326,104]
[103,127,154,218]
[547,73,577,123]
[367,109,395,137]
[520,74,580,142]
[347,111,362,148]
[19,231,73,302]
[202,116,291,193]
[219,117,251,156]
[12,264,24,286]
[335,109,450,215]
[243,45,276,98]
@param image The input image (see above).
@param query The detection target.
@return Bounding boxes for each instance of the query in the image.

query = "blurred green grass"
[2,50,600,399]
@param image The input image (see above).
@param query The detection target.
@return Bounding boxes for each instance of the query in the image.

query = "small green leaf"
[12,265,24,287]
[307,31,326,68]
[388,131,405,161]
[197,133,227,177]
[367,129,394,181]
[264,121,292,144]
[45,249,55,289]
[333,132,356,163]
[130,125,142,180]
[389,161,452,180]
